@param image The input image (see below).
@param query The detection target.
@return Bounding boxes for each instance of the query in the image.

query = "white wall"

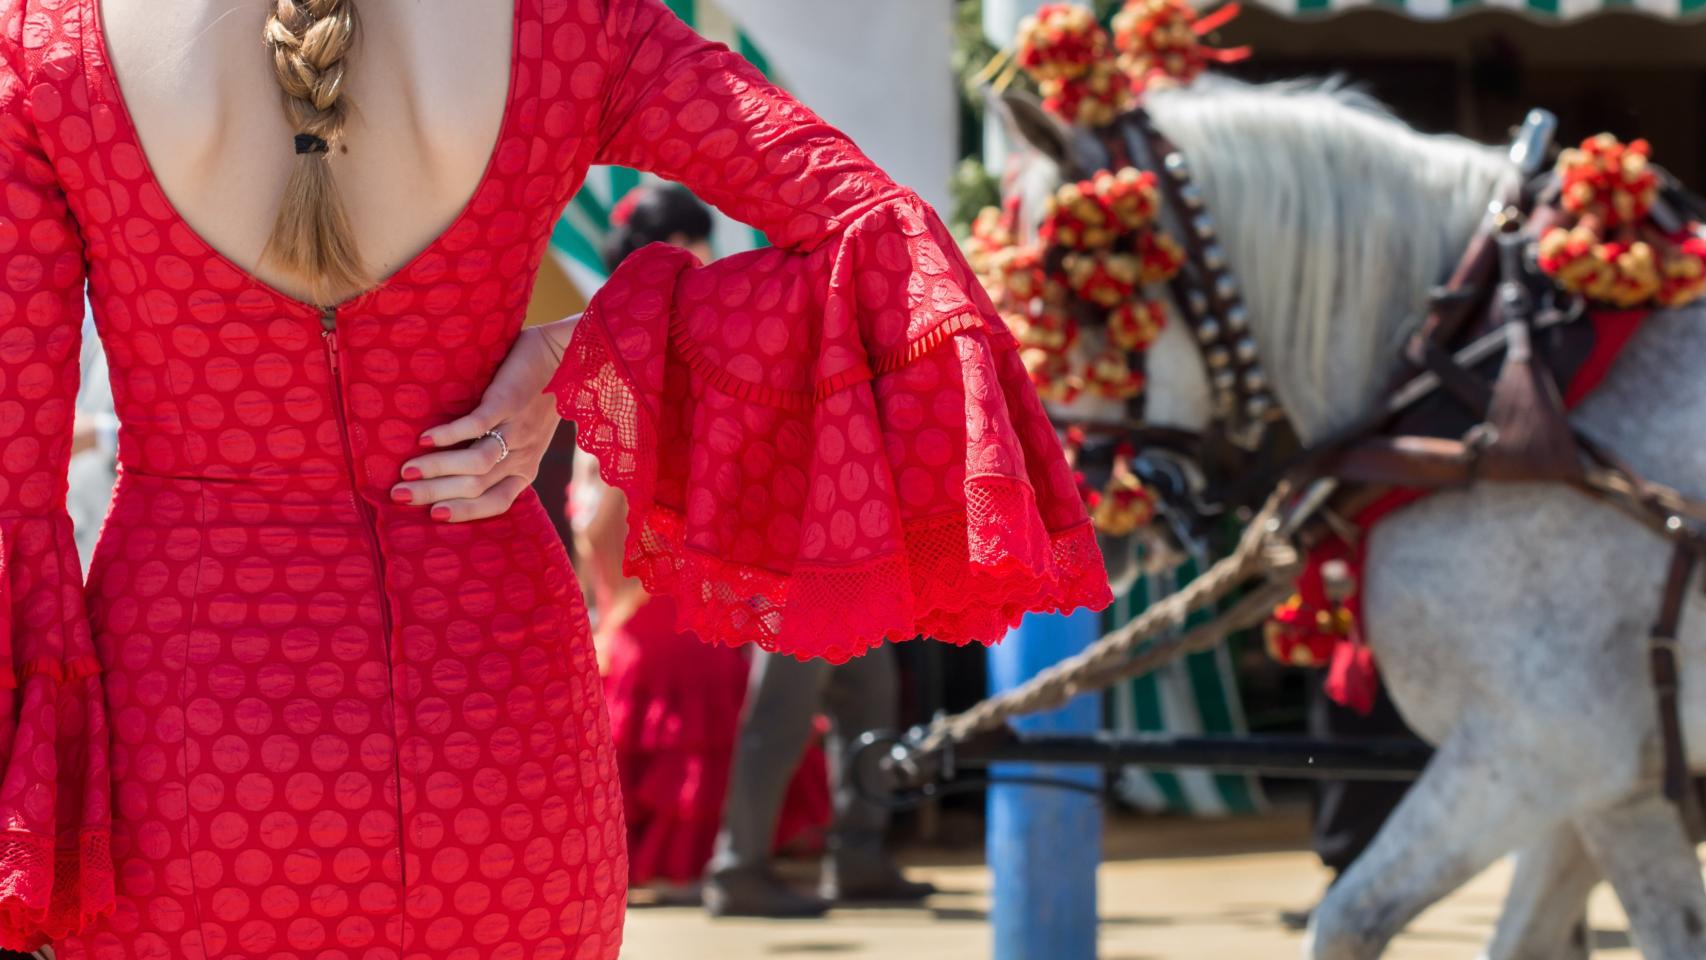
[714,0,959,213]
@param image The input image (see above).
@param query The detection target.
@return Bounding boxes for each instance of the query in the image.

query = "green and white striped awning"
[1245,0,1706,19]
[550,0,773,296]
[1106,552,1266,817]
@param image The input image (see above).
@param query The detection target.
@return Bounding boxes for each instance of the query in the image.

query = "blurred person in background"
[576,184,831,904]
[585,185,932,920]
[705,640,935,917]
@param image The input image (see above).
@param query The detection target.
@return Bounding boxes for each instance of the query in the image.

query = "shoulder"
[539,0,690,81]
[588,0,693,51]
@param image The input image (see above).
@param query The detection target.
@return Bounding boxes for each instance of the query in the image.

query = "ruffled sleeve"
[547,0,1112,663]
[0,13,114,948]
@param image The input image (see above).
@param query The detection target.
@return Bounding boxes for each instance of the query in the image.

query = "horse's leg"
[1573,792,1706,960]
[1304,723,1575,960]
[1481,825,1596,960]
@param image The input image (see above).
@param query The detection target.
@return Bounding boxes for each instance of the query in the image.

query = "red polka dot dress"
[0,0,1111,957]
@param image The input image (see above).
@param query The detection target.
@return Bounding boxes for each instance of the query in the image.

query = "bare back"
[97,0,515,304]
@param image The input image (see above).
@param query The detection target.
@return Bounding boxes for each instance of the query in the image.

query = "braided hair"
[262,0,370,303]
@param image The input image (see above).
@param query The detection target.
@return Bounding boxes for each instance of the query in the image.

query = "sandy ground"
[618,810,1649,959]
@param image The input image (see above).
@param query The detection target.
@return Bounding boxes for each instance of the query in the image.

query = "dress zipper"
[322,305,407,885]
[321,305,396,644]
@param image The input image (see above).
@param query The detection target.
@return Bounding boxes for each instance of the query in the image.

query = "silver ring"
[482,429,510,464]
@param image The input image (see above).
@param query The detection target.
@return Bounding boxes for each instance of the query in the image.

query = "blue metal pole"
[987,607,1103,960]
[982,2,1097,956]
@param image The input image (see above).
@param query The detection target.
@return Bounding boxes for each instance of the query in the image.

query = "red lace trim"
[548,303,1111,664]
[0,522,115,946]
[0,828,115,951]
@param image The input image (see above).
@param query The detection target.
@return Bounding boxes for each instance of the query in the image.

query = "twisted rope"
[917,488,1300,753]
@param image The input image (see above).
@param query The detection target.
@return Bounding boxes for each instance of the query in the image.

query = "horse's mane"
[1144,77,1520,436]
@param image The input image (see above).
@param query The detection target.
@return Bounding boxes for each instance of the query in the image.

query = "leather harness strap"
[1651,540,1698,809]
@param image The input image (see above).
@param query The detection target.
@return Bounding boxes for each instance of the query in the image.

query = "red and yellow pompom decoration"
[966,202,1019,270]
[1264,556,1360,672]
[1536,134,1706,310]
[1015,5,1131,129]
[973,15,1199,415]
[1136,230,1186,283]
[1046,63,1133,130]
[1061,434,1157,536]
[1044,168,1178,315]
[1661,234,1706,306]
[1085,345,1146,399]
[1062,251,1141,308]
[1108,299,1167,352]
[1014,4,1107,85]
[1264,595,1351,669]
[1011,1,1246,128]
[1092,458,1156,535]
[1112,0,1250,94]
[1098,168,1163,231]
[1041,178,1122,250]
[990,245,1049,303]
[1557,134,1657,228]
[965,162,1181,410]
[1040,170,1166,251]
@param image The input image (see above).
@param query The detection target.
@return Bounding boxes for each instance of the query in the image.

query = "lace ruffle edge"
[547,304,1111,664]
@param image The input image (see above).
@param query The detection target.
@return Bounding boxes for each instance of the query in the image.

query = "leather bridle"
[1047,108,1295,540]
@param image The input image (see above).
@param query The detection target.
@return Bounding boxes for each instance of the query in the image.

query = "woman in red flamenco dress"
[0,1,1111,957]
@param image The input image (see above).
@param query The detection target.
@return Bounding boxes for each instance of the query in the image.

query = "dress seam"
[181,473,212,960]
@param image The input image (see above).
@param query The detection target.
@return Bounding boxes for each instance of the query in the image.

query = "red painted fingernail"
[419,434,436,448]
[391,487,412,504]
[431,506,451,522]
[401,466,423,481]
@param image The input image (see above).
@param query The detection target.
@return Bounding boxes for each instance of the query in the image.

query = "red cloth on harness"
[1267,308,1649,713]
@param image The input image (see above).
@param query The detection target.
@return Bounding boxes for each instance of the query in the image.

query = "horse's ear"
[990,86,1105,179]
[991,87,1076,170]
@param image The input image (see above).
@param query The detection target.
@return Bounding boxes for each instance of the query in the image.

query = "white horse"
[997,77,1706,959]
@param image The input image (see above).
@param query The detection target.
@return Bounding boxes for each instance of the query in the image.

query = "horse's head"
[985,85,1217,580]
[982,77,1519,575]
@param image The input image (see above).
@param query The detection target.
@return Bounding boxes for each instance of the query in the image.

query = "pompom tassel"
[1324,641,1379,717]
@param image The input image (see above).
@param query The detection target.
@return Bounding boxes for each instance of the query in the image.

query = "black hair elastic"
[294,133,330,155]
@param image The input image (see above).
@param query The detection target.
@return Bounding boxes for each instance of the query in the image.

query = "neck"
[1147,80,1519,443]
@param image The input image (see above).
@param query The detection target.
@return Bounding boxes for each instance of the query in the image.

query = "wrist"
[543,314,580,365]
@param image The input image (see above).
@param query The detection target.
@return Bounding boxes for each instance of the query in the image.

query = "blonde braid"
[262,0,371,303]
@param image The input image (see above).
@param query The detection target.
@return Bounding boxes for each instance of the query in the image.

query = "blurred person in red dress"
[573,185,831,904]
